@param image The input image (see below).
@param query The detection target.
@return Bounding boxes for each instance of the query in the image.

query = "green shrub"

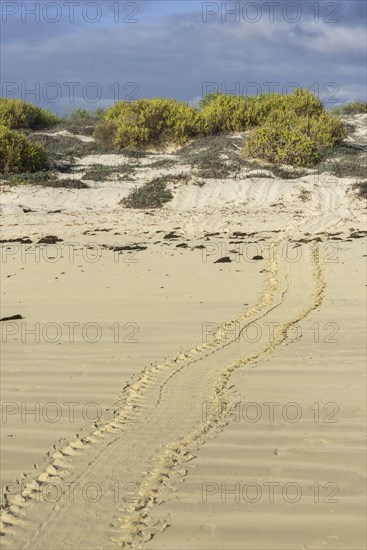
[69,108,91,121]
[200,94,252,133]
[94,107,106,119]
[95,102,143,148]
[199,88,324,133]
[96,98,204,149]
[332,100,367,116]
[264,110,347,146]
[280,88,324,118]
[0,98,59,130]
[92,120,119,149]
[198,92,222,109]
[65,107,105,122]
[0,126,48,173]
[244,110,347,167]
[95,89,348,168]
[301,112,347,148]
[122,177,174,208]
[244,124,319,167]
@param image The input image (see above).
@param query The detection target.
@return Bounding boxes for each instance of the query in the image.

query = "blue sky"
[1,0,366,113]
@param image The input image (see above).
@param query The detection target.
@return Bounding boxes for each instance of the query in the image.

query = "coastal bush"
[198,92,222,109]
[239,89,323,127]
[66,107,106,122]
[305,112,347,148]
[199,88,325,133]
[244,110,347,167]
[200,94,251,133]
[0,98,59,130]
[93,120,119,149]
[332,100,367,116]
[265,109,347,147]
[0,126,48,172]
[57,107,106,138]
[68,108,92,121]
[279,88,324,118]
[244,123,319,167]
[95,98,204,149]
[95,89,348,168]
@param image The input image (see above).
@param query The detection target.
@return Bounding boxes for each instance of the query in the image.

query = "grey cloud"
[1,1,365,111]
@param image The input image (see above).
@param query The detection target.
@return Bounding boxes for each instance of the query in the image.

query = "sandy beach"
[0,115,366,549]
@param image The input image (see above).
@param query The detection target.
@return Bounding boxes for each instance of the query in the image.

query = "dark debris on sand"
[214,256,232,263]
[38,235,63,244]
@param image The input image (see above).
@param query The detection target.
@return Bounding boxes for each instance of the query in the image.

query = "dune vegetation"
[0,125,48,173]
[331,100,367,116]
[94,89,348,167]
[0,99,59,173]
[1,93,365,174]
[0,98,59,130]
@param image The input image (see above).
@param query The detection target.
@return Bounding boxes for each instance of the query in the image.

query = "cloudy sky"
[1,0,366,113]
